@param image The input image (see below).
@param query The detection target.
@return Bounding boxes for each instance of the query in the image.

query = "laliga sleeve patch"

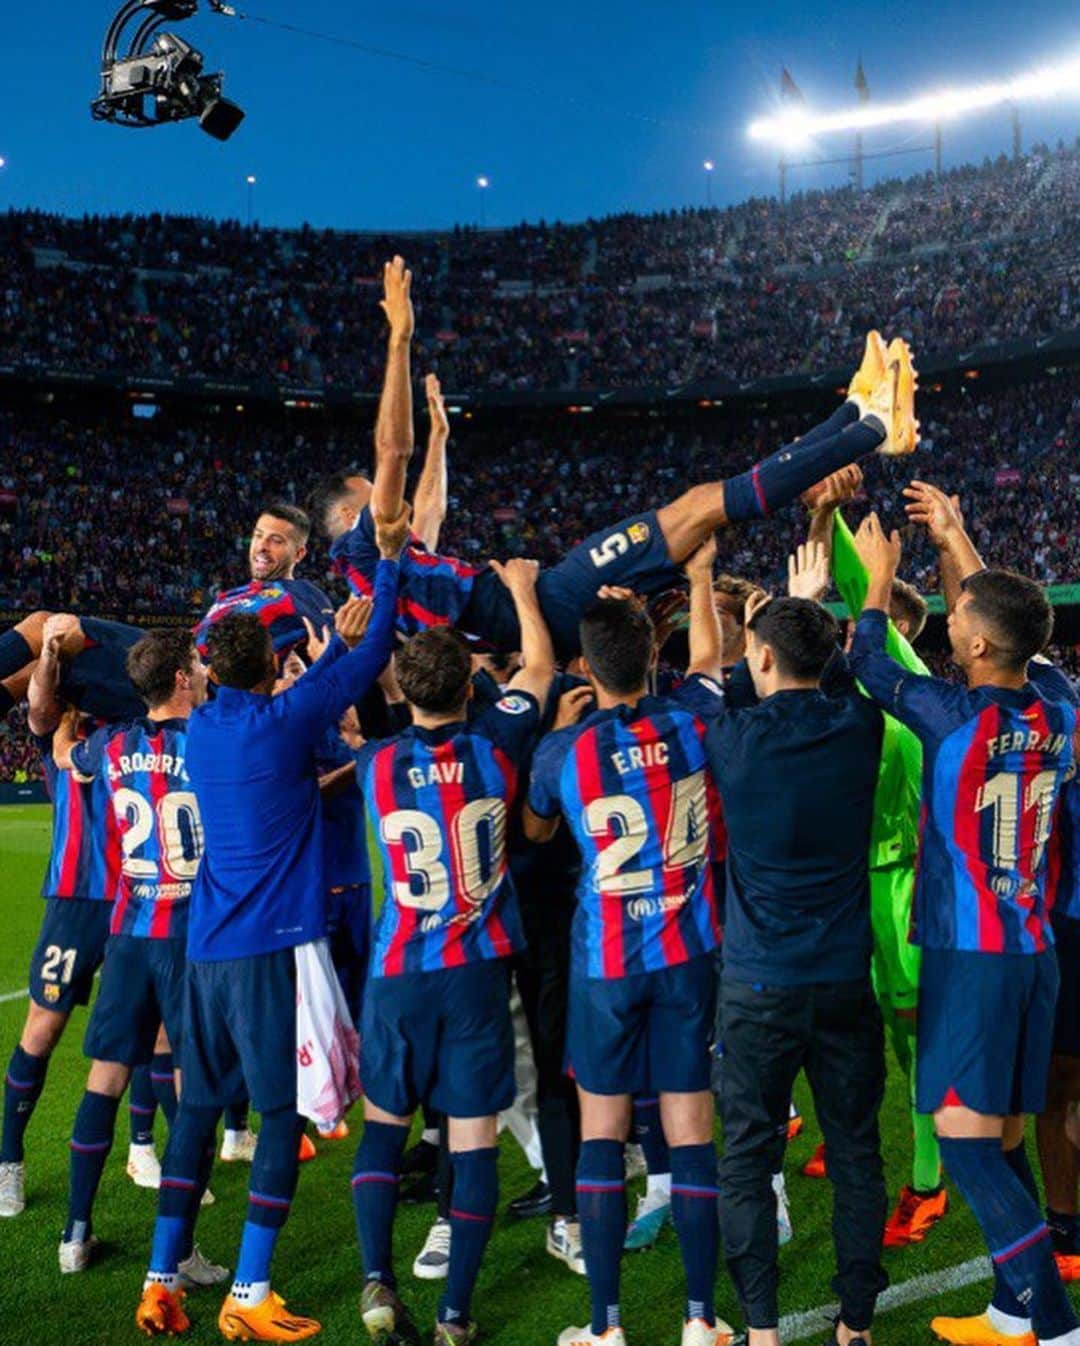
[496,695,532,716]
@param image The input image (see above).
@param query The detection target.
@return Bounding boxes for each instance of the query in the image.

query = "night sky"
[2,1,1077,230]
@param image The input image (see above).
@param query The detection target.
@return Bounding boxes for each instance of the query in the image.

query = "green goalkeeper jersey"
[832,512,925,870]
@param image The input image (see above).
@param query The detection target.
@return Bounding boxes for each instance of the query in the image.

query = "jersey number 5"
[589,531,629,569]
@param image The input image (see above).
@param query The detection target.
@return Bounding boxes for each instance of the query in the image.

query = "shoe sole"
[546,1238,586,1276]
[220,1315,320,1342]
[362,1307,419,1346]
[879,341,919,456]
[0,1205,25,1218]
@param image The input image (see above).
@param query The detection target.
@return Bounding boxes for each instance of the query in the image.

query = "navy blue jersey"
[316,725,370,893]
[1038,664,1080,924]
[851,612,1077,954]
[528,676,725,979]
[358,693,538,977]
[185,560,398,962]
[72,718,200,941]
[36,734,121,903]
[194,577,334,661]
[331,505,481,640]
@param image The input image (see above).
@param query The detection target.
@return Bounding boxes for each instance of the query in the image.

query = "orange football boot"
[218,1290,320,1342]
[136,1283,190,1337]
[929,1311,1034,1346]
[883,1184,948,1247]
[297,1133,317,1163]
[801,1142,826,1179]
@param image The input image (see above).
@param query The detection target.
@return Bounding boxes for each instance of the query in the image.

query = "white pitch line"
[0,988,29,1005]
[780,1255,991,1342]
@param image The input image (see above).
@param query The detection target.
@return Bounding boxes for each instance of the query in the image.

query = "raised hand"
[379,255,414,344]
[744,589,772,628]
[426,372,449,439]
[684,535,717,581]
[41,612,81,658]
[335,595,375,650]
[489,557,541,593]
[553,684,595,731]
[787,540,830,602]
[855,512,902,585]
[301,617,331,666]
[802,463,864,513]
[903,479,963,548]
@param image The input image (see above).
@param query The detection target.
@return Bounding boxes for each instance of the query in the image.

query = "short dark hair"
[260,500,311,544]
[205,613,274,691]
[126,629,197,709]
[397,629,473,714]
[310,472,359,536]
[746,596,838,680]
[961,569,1053,668]
[889,578,929,642]
[580,598,655,695]
[712,574,760,624]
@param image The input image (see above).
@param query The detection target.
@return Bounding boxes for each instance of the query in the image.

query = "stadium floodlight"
[91,0,244,141]
[747,51,1080,143]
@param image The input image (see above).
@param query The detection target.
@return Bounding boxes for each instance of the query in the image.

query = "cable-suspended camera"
[91,0,244,141]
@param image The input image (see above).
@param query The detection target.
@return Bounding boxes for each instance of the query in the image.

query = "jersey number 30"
[381,799,507,912]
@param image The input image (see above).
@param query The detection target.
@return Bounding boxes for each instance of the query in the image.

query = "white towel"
[294,938,362,1128]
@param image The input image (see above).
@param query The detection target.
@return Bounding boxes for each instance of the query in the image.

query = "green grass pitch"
[0,804,1075,1346]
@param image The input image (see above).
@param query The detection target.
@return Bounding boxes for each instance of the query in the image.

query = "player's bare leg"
[655,334,918,565]
[1037,1055,1080,1280]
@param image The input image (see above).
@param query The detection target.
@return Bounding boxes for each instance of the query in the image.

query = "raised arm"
[411,374,450,552]
[27,614,79,737]
[370,256,415,525]
[903,480,983,614]
[490,559,556,707]
[684,536,724,679]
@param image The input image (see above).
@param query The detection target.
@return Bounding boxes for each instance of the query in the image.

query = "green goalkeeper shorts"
[870,861,920,1011]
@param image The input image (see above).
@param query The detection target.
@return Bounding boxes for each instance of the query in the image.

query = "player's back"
[361,711,529,977]
[194,577,334,660]
[330,505,481,639]
[38,732,119,903]
[916,683,1076,954]
[546,696,720,980]
[82,717,200,940]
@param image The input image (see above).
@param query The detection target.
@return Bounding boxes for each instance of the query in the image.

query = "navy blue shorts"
[28,898,111,1013]
[181,949,296,1114]
[61,618,144,722]
[83,934,186,1066]
[1052,917,1080,1059]
[568,953,717,1096]
[463,510,677,661]
[360,960,515,1119]
[917,945,1058,1116]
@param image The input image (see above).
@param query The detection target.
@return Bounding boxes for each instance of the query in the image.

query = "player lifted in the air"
[312,263,920,662]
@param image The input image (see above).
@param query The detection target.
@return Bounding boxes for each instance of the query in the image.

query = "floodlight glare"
[748,51,1080,143]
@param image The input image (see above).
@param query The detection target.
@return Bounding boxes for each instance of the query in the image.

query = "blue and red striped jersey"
[358,692,538,977]
[528,676,725,979]
[851,611,1077,954]
[36,734,121,903]
[330,505,481,639]
[71,717,202,941]
[194,577,334,660]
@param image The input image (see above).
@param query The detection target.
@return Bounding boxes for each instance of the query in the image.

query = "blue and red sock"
[129,1065,157,1146]
[352,1119,409,1289]
[440,1147,498,1327]
[1,1045,49,1163]
[670,1143,720,1327]
[577,1139,626,1336]
[65,1090,121,1242]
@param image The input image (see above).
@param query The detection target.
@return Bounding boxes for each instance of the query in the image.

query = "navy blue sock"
[633,1097,670,1177]
[1,1045,49,1162]
[65,1090,121,1242]
[0,630,32,681]
[723,418,883,522]
[225,1098,250,1132]
[791,398,860,448]
[990,1143,1044,1320]
[440,1147,498,1327]
[129,1065,157,1146]
[670,1143,720,1327]
[577,1138,626,1336]
[352,1119,409,1289]
[234,1108,304,1291]
[940,1136,1079,1340]
[149,1103,219,1278]
[150,1053,177,1127]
